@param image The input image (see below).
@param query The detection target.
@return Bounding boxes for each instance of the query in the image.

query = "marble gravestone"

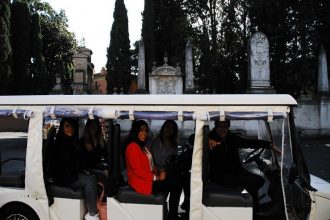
[318,45,329,95]
[185,40,194,93]
[149,56,183,94]
[137,39,147,93]
[248,32,275,93]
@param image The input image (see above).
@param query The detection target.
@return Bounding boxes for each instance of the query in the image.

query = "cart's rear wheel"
[0,203,39,220]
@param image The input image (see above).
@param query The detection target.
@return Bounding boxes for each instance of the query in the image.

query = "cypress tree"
[0,0,12,94]
[106,0,130,94]
[141,0,155,90]
[154,0,189,66]
[197,25,213,92]
[30,13,48,94]
[141,0,190,73]
[11,0,32,94]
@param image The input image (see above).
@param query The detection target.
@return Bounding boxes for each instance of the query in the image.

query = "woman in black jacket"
[53,118,99,220]
[80,117,107,171]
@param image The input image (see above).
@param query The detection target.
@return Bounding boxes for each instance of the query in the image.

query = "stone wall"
[294,97,330,136]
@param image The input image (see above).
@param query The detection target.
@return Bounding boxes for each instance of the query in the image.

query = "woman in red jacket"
[125,120,166,195]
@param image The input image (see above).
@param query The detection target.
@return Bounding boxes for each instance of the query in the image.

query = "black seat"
[0,174,24,188]
[48,183,84,199]
[203,182,253,207]
[0,152,25,188]
[117,186,167,205]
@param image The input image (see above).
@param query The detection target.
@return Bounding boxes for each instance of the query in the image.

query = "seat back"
[202,125,210,182]
[43,126,56,180]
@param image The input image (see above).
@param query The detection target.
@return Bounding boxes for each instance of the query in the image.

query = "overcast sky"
[47,0,144,72]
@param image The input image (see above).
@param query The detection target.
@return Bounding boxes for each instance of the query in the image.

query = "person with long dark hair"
[53,118,99,220]
[125,120,159,195]
[150,120,182,220]
[80,117,107,171]
[150,120,179,180]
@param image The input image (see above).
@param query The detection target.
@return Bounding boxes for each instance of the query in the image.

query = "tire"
[0,204,39,220]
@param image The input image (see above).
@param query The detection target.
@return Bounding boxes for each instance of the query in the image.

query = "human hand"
[157,171,166,181]
[85,143,93,152]
[209,139,221,150]
[270,143,281,155]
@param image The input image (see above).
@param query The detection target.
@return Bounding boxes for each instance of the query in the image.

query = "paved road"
[300,136,330,182]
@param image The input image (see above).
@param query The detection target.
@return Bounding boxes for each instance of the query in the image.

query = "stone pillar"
[317,46,330,134]
[247,32,275,94]
[318,46,329,95]
[137,39,147,93]
[185,40,194,93]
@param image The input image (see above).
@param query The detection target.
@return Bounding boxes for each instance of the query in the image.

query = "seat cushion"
[0,174,24,188]
[49,184,84,199]
[117,186,167,205]
[203,182,253,207]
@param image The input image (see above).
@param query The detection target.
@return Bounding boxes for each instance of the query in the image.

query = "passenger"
[208,120,271,209]
[150,120,183,220]
[80,117,116,199]
[53,118,99,220]
[125,121,176,216]
[80,117,108,172]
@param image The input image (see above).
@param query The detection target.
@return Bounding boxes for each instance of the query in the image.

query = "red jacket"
[125,142,154,195]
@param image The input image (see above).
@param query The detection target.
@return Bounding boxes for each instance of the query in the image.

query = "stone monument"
[137,39,147,93]
[318,45,329,96]
[247,32,275,94]
[149,54,183,94]
[185,40,194,93]
[51,74,63,94]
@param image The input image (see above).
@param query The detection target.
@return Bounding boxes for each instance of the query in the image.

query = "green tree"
[139,0,330,97]
[154,0,190,66]
[141,0,155,90]
[247,0,322,97]
[130,40,139,76]
[141,0,191,91]
[11,0,32,94]
[28,0,76,94]
[218,0,247,93]
[0,0,12,94]
[195,25,213,92]
[30,13,48,94]
[106,0,130,94]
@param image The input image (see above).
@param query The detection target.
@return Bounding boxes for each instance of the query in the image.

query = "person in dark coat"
[80,118,117,198]
[150,120,183,220]
[53,118,99,220]
[208,120,271,209]
[80,118,108,171]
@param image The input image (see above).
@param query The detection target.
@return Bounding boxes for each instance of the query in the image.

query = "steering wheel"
[242,148,265,164]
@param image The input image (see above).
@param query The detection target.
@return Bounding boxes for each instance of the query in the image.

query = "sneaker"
[84,212,100,220]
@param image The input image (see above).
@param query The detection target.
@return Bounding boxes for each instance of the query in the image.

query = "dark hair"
[56,118,77,139]
[159,120,178,149]
[84,117,103,148]
[126,120,149,149]
[214,120,230,128]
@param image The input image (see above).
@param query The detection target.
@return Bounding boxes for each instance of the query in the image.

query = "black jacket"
[209,129,270,181]
[53,135,80,186]
[79,138,108,170]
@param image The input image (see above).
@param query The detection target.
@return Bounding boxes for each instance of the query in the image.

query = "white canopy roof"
[0,94,297,106]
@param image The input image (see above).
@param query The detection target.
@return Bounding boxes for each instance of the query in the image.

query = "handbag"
[97,182,107,220]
